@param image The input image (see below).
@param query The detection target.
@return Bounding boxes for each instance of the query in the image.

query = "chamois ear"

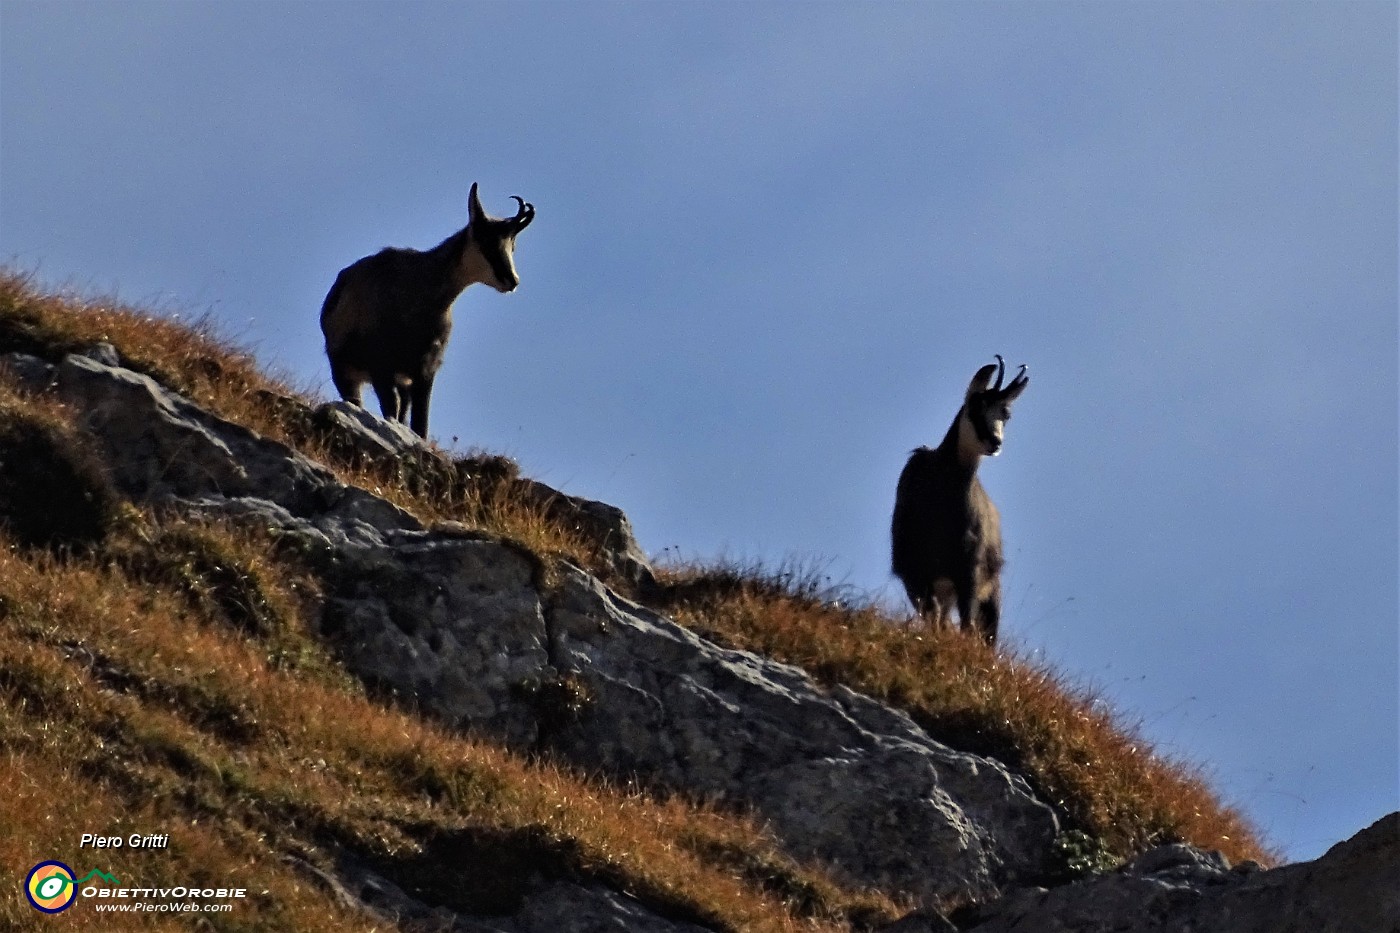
[1001,365,1029,402]
[468,182,485,223]
[965,362,1000,401]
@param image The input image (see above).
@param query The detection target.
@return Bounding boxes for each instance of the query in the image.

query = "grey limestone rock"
[542,564,1059,903]
[516,477,656,592]
[0,351,57,390]
[297,855,711,933]
[314,398,427,457]
[82,340,121,367]
[312,395,654,591]
[50,352,422,533]
[318,532,553,748]
[958,811,1400,933]
[507,881,714,933]
[878,910,960,933]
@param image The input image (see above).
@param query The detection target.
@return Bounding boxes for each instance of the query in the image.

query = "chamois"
[890,355,1029,643]
[320,182,535,438]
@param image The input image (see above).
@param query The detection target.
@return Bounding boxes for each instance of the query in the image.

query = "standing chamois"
[320,182,535,438]
[890,355,1029,642]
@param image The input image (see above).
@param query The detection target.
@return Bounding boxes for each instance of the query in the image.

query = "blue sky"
[2,1,1394,863]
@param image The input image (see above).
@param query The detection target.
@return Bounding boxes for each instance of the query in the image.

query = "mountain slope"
[0,270,1284,931]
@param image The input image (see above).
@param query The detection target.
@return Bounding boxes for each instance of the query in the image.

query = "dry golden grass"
[0,512,898,931]
[0,695,381,932]
[656,562,1276,868]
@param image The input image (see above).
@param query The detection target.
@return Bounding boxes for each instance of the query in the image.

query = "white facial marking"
[469,232,520,292]
[502,240,518,283]
[488,238,519,293]
[961,401,1010,459]
[987,411,1007,454]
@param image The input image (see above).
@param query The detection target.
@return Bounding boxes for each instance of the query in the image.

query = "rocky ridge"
[2,344,1395,932]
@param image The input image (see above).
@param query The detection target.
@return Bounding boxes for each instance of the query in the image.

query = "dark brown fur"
[890,358,1027,642]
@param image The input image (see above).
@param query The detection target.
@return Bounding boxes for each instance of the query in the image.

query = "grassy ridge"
[0,270,1272,931]
[0,384,898,932]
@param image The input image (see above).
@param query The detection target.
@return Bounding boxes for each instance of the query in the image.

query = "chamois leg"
[905,582,944,629]
[370,376,404,424]
[928,580,958,631]
[409,374,434,438]
[901,581,928,623]
[969,576,1000,644]
[975,597,1000,644]
[330,363,363,406]
[955,573,981,638]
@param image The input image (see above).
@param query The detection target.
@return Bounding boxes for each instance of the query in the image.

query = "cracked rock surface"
[954,812,1400,933]
[296,855,711,933]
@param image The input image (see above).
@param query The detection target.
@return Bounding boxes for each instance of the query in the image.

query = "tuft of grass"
[108,523,291,638]
[654,559,1277,869]
[0,387,123,553]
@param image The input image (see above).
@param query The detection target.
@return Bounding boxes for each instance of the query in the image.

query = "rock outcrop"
[296,854,711,933]
[944,811,1399,933]
[4,344,1396,932]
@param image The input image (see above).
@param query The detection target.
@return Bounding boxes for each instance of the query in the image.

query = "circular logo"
[25,861,77,913]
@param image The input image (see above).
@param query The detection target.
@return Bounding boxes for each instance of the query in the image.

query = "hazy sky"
[2,1,1395,863]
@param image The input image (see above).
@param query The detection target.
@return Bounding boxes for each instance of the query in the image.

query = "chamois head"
[961,355,1029,458]
[468,182,535,293]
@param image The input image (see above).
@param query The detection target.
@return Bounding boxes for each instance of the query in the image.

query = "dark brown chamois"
[320,182,535,438]
[890,355,1029,642]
